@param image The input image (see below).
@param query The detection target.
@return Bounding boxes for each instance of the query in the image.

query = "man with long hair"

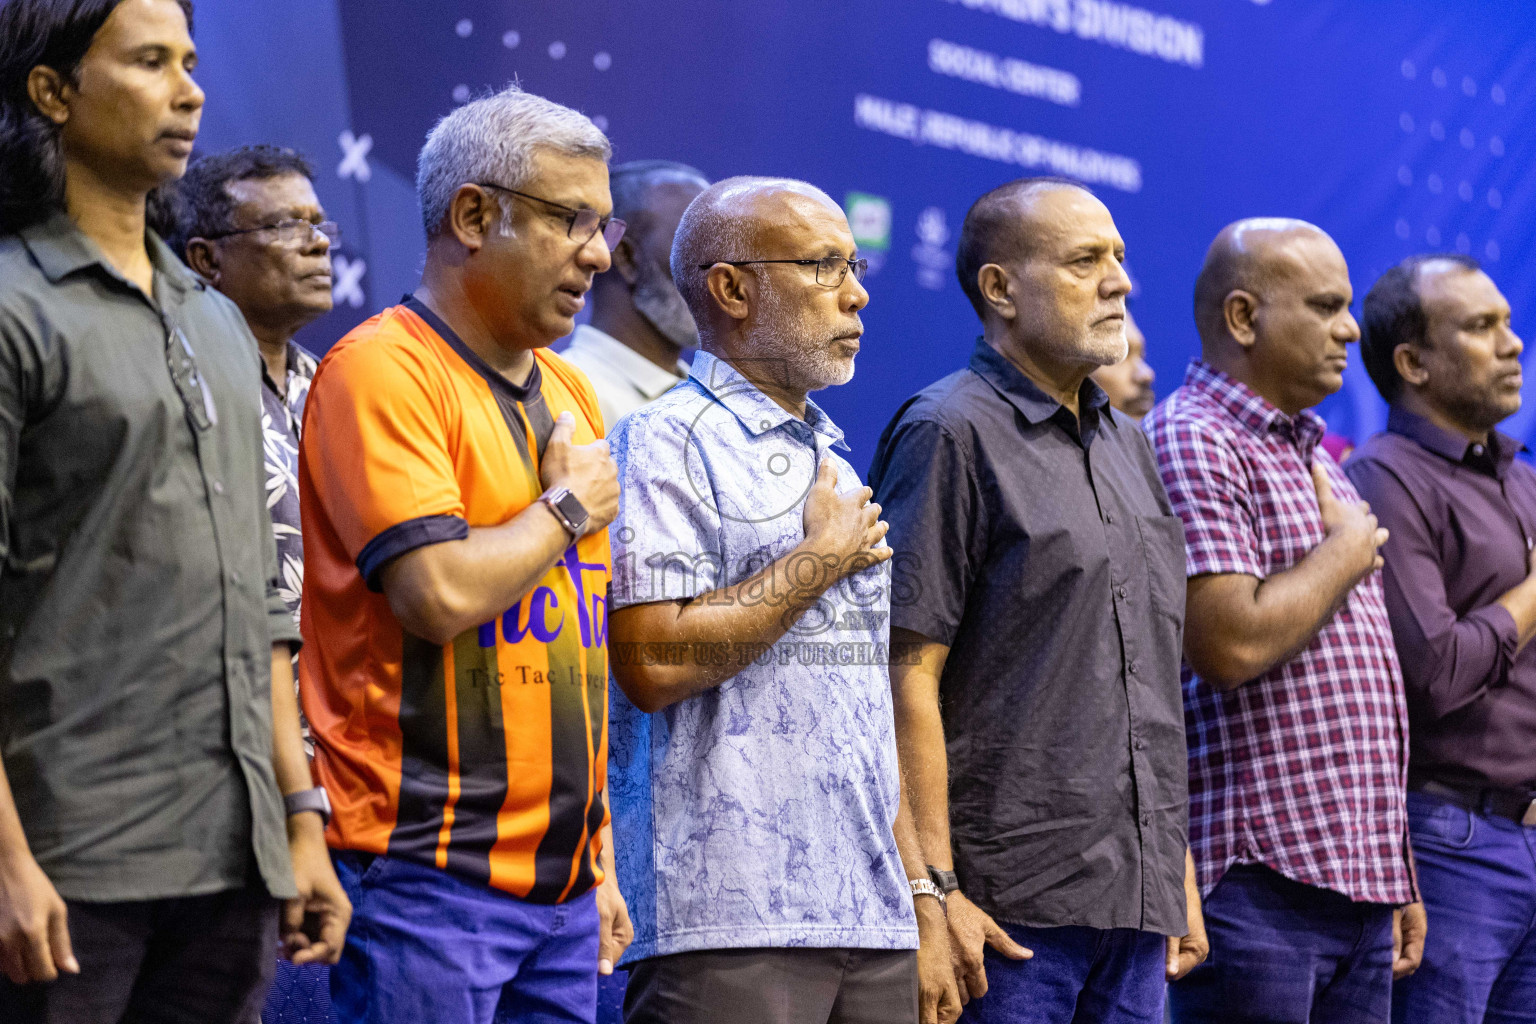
[0,2,349,1020]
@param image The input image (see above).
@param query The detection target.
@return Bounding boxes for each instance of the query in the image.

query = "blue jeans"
[1169,863,1394,1023]
[957,924,1167,1024]
[330,852,599,1024]
[1392,789,1536,1023]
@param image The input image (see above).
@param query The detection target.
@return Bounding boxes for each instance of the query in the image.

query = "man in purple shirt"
[1145,219,1420,1023]
[1346,254,1536,1024]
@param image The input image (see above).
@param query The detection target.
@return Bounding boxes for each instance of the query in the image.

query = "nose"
[578,231,612,274]
[1102,258,1132,298]
[1337,309,1361,342]
[842,269,869,313]
[1137,359,1156,385]
[177,66,206,113]
[1503,325,1524,360]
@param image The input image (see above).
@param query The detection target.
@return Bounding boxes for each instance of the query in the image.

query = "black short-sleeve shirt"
[869,339,1188,934]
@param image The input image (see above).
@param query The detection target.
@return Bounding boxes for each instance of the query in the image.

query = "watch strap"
[909,878,946,904]
[284,786,331,825]
[927,866,960,894]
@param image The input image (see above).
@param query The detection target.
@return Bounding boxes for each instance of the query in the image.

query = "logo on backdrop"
[845,192,892,277]
[912,207,952,291]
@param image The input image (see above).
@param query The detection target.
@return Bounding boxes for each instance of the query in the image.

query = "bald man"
[1144,219,1419,1023]
[563,160,708,430]
[603,177,920,1024]
[871,177,1205,1024]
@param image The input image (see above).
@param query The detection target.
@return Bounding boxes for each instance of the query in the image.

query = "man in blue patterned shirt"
[605,177,921,1024]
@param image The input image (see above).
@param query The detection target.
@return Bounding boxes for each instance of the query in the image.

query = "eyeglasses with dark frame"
[696,256,869,287]
[206,219,341,248]
[476,183,627,249]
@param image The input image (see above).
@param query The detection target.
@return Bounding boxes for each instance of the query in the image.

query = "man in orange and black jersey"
[299,85,630,1024]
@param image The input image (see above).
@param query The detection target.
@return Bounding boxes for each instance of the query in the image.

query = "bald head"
[1192,217,1360,414]
[670,176,841,319]
[1193,218,1336,344]
[956,176,1096,319]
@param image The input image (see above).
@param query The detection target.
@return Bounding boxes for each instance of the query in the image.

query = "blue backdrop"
[194,0,1536,467]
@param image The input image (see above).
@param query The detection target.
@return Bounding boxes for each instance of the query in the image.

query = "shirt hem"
[621,923,920,966]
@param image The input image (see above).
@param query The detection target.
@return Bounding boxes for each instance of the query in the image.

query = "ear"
[1223,290,1260,349]
[976,264,1016,321]
[27,66,71,127]
[1392,342,1429,389]
[445,184,499,252]
[609,236,641,286]
[704,264,752,323]
[183,238,220,283]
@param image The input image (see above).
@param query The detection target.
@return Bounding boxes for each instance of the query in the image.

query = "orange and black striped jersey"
[298,297,610,903]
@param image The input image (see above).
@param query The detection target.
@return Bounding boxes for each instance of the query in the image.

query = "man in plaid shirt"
[1145,219,1421,1023]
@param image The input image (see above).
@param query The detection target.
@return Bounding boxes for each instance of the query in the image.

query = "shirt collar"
[688,349,850,451]
[1184,359,1326,458]
[262,341,317,399]
[1387,405,1522,477]
[967,337,1112,439]
[567,324,687,400]
[20,210,197,297]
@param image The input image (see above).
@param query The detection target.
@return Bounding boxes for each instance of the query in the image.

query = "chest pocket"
[1136,514,1187,624]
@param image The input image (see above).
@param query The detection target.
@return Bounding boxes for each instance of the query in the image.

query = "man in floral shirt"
[176,144,336,630]
[175,145,337,1024]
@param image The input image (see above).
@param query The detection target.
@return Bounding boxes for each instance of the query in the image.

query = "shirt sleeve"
[301,339,468,591]
[1345,456,1519,720]
[869,415,979,648]
[607,410,724,609]
[1146,414,1263,579]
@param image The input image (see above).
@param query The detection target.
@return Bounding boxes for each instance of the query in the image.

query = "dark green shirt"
[0,213,300,902]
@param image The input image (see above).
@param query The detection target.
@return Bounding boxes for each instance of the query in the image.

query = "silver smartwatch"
[539,486,591,538]
[284,786,332,825]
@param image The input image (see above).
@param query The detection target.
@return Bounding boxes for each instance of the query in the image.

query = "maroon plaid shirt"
[1144,361,1415,905]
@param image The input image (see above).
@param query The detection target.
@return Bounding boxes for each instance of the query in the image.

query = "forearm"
[269,645,313,799]
[0,755,33,865]
[1188,537,1366,687]
[609,540,841,711]
[891,634,956,870]
[383,504,571,645]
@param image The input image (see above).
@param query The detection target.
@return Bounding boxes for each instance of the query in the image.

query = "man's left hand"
[1168,849,1210,981]
[282,814,351,965]
[597,873,633,975]
[1393,901,1428,979]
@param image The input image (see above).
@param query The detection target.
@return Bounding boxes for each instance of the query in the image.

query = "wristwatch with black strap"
[927,865,960,895]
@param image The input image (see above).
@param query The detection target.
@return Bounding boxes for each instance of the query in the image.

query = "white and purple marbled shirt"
[606,349,918,963]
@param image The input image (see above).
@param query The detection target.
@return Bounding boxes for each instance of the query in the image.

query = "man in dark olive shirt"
[1348,253,1536,1024]
[0,2,346,1022]
[871,177,1205,1024]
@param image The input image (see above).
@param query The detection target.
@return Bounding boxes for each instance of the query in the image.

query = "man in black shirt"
[0,2,348,1021]
[871,177,1204,1024]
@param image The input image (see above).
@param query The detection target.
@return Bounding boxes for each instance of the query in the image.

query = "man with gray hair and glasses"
[299,84,629,1024]
[604,177,921,1024]
[562,160,709,430]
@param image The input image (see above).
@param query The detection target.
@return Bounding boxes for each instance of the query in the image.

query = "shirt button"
[212,480,225,495]
[1117,586,1128,599]
[1134,739,1146,751]
[231,570,242,585]
[1104,513,1114,524]
[1128,661,1139,675]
